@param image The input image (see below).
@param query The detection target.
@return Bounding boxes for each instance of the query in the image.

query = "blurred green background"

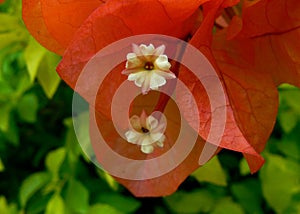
[0,0,299,213]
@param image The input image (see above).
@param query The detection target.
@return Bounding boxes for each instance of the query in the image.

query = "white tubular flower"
[124,111,166,154]
[122,44,176,94]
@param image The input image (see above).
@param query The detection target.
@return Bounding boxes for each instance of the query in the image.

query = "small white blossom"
[122,44,176,94]
[124,111,166,154]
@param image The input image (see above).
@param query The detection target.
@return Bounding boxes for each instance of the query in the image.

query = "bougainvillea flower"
[22,0,300,197]
[124,111,166,154]
[122,44,175,94]
[90,90,210,196]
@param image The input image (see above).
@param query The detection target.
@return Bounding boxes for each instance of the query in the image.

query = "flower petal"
[141,145,154,154]
[146,115,159,130]
[150,132,164,142]
[129,115,142,130]
[153,45,166,56]
[125,53,144,69]
[150,72,167,90]
[125,130,140,144]
[155,55,171,70]
[128,72,146,87]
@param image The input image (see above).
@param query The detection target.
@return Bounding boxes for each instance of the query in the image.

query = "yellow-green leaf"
[16,93,38,123]
[19,172,51,207]
[65,179,89,213]
[24,37,47,82]
[45,148,66,178]
[45,194,65,214]
[37,52,61,98]
[88,204,123,214]
[0,104,11,132]
[192,157,227,186]
[0,158,4,172]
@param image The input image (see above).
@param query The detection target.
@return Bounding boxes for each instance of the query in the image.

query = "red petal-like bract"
[91,90,212,196]
[22,0,300,196]
[211,0,300,169]
[55,0,211,196]
[22,0,104,54]
[177,0,265,173]
[22,0,65,54]
[56,0,208,87]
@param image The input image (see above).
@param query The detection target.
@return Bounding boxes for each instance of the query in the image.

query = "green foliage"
[192,156,227,186]
[65,178,89,213]
[260,153,300,213]
[19,172,51,207]
[165,190,216,213]
[45,194,65,214]
[0,1,299,214]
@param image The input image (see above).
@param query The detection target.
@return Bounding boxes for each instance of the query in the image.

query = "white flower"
[122,44,176,94]
[124,111,166,154]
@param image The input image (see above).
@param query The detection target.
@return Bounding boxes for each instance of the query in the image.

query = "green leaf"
[278,87,300,133]
[88,204,123,214]
[280,89,300,110]
[19,172,51,207]
[0,196,18,214]
[45,148,66,178]
[0,103,11,132]
[0,81,13,101]
[71,110,98,165]
[25,191,52,214]
[274,134,300,161]
[0,158,4,172]
[0,13,27,49]
[231,179,263,214]
[192,156,227,186]
[64,117,81,158]
[0,31,27,49]
[24,37,47,82]
[65,178,89,214]
[3,113,19,145]
[96,170,119,191]
[36,51,61,98]
[16,93,39,123]
[278,110,298,133]
[95,193,140,214]
[0,13,19,32]
[260,153,300,213]
[45,194,65,214]
[239,158,250,176]
[164,190,216,214]
[211,197,245,214]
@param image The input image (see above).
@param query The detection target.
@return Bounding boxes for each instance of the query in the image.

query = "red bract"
[56,0,209,87]
[22,0,300,197]
[22,0,104,54]
[212,0,300,155]
[91,90,212,196]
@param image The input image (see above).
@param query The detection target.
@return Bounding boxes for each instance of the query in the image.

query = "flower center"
[141,127,149,133]
[144,62,154,70]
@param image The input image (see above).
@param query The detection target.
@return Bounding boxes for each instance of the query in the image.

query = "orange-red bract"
[22,0,104,54]
[21,0,300,196]
[56,0,209,87]
[210,0,300,160]
[91,89,211,196]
